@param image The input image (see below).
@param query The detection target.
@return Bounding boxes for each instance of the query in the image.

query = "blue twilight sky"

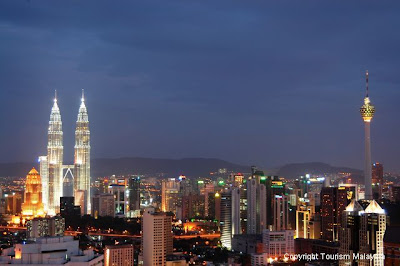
[0,1,399,171]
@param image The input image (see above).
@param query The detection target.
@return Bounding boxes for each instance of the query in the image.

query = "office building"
[108,184,127,217]
[74,90,91,214]
[22,168,45,219]
[39,91,91,216]
[5,192,22,215]
[92,193,115,218]
[75,189,87,216]
[339,200,386,266]
[247,178,266,234]
[220,190,233,249]
[263,229,294,259]
[273,195,289,231]
[251,253,268,266]
[60,196,81,218]
[104,244,134,266]
[372,162,383,200]
[141,209,173,266]
[161,179,181,216]
[26,216,65,239]
[321,186,354,241]
[128,176,141,213]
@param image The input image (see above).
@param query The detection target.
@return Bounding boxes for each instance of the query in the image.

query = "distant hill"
[0,159,361,180]
[91,157,249,177]
[0,157,249,178]
[276,162,362,179]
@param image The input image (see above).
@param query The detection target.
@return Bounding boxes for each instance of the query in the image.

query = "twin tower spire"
[40,90,91,216]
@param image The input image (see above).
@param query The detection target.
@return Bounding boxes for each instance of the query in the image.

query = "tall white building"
[46,93,64,216]
[246,178,266,234]
[40,91,91,216]
[141,209,173,266]
[74,90,91,214]
[231,187,241,236]
[220,190,233,250]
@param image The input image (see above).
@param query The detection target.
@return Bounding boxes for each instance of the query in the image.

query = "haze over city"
[1,1,400,171]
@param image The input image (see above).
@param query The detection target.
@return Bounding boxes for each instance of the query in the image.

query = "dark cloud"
[0,0,400,172]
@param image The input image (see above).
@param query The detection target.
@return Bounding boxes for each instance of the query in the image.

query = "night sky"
[1,1,400,171]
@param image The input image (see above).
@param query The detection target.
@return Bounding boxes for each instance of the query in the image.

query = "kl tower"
[360,70,375,200]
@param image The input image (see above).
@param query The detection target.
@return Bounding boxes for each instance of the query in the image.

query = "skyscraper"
[372,162,383,200]
[128,176,141,213]
[360,70,375,200]
[74,90,91,214]
[247,177,267,234]
[21,168,44,218]
[141,209,173,266]
[220,190,233,249]
[273,195,289,231]
[46,92,64,216]
[339,200,386,266]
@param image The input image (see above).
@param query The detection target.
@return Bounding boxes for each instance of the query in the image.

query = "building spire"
[81,89,85,102]
[54,89,57,103]
[365,70,369,97]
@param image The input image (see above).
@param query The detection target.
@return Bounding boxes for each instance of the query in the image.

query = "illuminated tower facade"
[74,90,91,214]
[22,168,45,218]
[47,93,64,215]
[360,70,375,200]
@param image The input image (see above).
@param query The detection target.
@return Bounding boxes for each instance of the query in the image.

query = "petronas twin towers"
[39,90,91,216]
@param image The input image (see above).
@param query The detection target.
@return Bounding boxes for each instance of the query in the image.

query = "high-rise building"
[321,186,354,241]
[372,162,383,200]
[60,196,81,218]
[92,194,115,218]
[296,210,310,239]
[108,184,127,217]
[26,216,65,239]
[74,189,87,216]
[5,192,22,215]
[232,187,241,236]
[128,176,141,213]
[220,190,233,249]
[273,195,289,231]
[104,244,134,266]
[247,177,266,234]
[22,168,45,219]
[38,156,48,212]
[182,194,205,219]
[161,179,181,216]
[360,70,375,200]
[141,209,173,266]
[46,92,64,216]
[339,200,386,266]
[74,90,91,215]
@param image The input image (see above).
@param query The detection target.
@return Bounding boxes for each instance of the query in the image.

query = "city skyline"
[1,1,400,172]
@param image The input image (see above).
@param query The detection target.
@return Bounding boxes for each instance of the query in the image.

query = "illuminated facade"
[339,200,386,266]
[46,93,64,216]
[40,91,91,216]
[360,70,375,200]
[22,168,45,218]
[74,90,91,214]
